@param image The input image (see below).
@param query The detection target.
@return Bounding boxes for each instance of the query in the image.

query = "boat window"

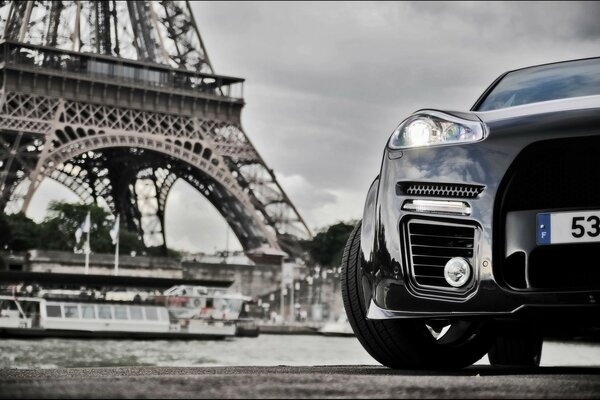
[81,305,96,319]
[114,307,128,320]
[144,307,158,320]
[46,305,62,318]
[98,306,112,319]
[63,305,79,319]
[158,308,169,321]
[20,301,40,318]
[0,300,19,310]
[129,307,143,320]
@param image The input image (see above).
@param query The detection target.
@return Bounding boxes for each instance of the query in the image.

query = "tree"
[36,201,147,254]
[0,201,201,258]
[118,229,148,255]
[3,212,39,251]
[37,201,109,252]
[306,221,356,267]
[0,213,12,250]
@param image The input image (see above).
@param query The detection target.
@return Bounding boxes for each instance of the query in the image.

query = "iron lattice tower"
[0,1,311,256]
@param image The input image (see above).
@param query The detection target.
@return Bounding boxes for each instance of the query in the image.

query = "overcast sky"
[29,1,600,253]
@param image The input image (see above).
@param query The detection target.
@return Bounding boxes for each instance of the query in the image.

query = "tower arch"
[0,1,312,257]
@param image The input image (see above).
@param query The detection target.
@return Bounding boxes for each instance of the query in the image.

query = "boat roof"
[0,295,43,302]
[0,271,233,289]
[163,285,251,300]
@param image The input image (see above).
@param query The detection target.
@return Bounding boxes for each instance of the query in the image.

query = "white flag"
[82,212,91,233]
[75,212,91,244]
[110,214,120,245]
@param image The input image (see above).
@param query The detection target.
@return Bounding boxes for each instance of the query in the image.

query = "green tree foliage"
[0,212,13,250]
[1,201,151,255]
[40,201,148,254]
[306,221,356,267]
[1,212,39,251]
[39,201,112,252]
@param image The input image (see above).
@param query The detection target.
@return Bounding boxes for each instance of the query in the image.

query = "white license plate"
[537,210,600,245]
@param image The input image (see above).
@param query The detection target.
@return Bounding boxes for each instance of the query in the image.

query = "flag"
[82,212,91,233]
[110,214,120,245]
[75,212,91,244]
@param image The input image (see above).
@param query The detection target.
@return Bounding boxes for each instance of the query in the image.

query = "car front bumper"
[363,107,600,324]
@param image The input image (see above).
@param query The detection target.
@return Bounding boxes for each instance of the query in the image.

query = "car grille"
[406,220,476,290]
[502,136,600,211]
[528,243,600,290]
[398,182,484,199]
[499,136,600,290]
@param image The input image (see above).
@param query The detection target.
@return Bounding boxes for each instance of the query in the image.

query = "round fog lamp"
[444,257,471,288]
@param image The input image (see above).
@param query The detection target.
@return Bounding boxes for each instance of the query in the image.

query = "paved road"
[1,365,600,398]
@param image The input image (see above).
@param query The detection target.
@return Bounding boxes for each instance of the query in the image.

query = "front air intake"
[398,182,484,199]
[405,220,476,290]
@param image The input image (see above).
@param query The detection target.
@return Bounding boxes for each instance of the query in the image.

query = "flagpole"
[114,234,119,276]
[84,212,90,275]
[114,215,120,276]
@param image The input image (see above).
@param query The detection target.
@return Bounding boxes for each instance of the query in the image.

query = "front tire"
[341,221,492,369]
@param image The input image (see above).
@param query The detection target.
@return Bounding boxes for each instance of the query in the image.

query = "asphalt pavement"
[1,365,600,398]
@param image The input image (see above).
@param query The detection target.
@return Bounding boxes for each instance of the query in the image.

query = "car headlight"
[388,110,486,150]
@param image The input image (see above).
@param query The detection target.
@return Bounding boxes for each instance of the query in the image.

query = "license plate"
[537,210,600,245]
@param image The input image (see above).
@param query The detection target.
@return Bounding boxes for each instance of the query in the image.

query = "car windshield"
[477,58,600,111]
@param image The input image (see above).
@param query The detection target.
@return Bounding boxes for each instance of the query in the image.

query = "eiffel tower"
[0,1,311,257]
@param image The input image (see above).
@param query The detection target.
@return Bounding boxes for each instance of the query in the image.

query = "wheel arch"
[360,175,380,264]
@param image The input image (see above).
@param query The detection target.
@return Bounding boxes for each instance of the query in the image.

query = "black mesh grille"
[399,182,484,199]
[503,136,600,211]
[500,136,600,290]
[529,243,600,290]
[407,221,475,289]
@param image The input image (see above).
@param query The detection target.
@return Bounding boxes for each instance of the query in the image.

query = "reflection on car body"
[342,57,600,369]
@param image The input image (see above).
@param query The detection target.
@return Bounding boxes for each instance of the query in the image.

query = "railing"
[0,41,244,100]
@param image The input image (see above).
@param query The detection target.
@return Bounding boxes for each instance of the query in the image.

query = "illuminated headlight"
[389,110,486,150]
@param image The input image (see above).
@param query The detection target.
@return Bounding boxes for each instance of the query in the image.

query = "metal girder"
[1,1,27,41]
[157,1,214,72]
[0,121,44,212]
[45,1,64,48]
[0,89,312,254]
[0,1,312,257]
[0,1,213,72]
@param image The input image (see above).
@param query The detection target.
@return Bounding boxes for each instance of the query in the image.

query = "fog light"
[444,257,471,288]
[402,199,471,215]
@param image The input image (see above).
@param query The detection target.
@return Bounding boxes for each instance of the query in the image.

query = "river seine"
[1,335,600,369]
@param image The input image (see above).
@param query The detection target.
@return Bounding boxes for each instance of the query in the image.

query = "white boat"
[0,285,252,339]
[158,285,260,337]
[160,285,248,320]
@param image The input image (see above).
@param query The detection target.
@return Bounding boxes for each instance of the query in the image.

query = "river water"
[2,335,600,369]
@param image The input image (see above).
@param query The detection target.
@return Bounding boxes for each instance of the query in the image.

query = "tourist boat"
[0,285,256,340]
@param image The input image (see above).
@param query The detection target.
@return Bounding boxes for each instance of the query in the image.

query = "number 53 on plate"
[537,210,600,245]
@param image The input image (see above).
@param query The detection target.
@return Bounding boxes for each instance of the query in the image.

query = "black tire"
[488,329,543,367]
[341,221,493,369]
